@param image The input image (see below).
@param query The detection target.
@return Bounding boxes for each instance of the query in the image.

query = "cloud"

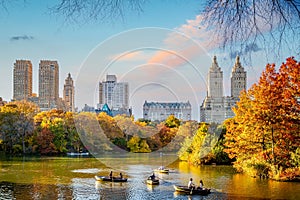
[108,51,151,62]
[148,45,202,67]
[146,14,217,70]
[229,43,262,59]
[244,43,262,53]
[10,35,34,41]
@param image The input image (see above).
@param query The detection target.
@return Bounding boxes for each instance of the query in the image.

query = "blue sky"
[0,1,298,119]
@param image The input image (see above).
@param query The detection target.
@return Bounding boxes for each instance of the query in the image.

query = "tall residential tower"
[200,56,247,123]
[13,60,32,100]
[231,56,247,99]
[38,60,59,110]
[63,73,75,112]
[99,74,129,110]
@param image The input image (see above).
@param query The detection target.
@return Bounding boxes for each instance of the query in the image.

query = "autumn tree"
[225,57,300,179]
[36,128,57,155]
[35,110,84,154]
[165,115,180,128]
[127,135,151,153]
[178,123,221,165]
[0,104,19,153]
[163,120,199,152]
[0,101,39,154]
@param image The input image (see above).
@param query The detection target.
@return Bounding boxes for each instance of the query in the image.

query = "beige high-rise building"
[231,56,247,98]
[13,60,32,100]
[38,60,59,111]
[200,56,247,123]
[63,73,75,112]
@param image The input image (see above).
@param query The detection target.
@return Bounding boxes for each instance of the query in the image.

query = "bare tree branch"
[50,0,147,24]
[201,0,300,58]
[0,0,299,59]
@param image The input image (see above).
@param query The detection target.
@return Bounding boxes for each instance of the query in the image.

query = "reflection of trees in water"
[0,182,72,199]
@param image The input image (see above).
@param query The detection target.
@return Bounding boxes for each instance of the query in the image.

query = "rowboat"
[173,185,211,195]
[67,152,89,156]
[94,176,128,182]
[146,178,159,185]
[154,166,169,173]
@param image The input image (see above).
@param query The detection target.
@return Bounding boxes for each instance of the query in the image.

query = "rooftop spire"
[210,55,220,71]
[213,55,217,63]
[236,55,240,64]
[232,55,244,72]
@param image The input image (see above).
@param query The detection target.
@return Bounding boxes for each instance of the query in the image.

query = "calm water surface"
[0,154,299,200]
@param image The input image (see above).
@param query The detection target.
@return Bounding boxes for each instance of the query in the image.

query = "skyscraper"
[63,73,75,112]
[231,56,247,99]
[38,60,59,110]
[99,74,129,110]
[207,56,223,98]
[13,60,32,100]
[200,56,247,123]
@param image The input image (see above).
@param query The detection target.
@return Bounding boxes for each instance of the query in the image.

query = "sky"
[0,1,298,120]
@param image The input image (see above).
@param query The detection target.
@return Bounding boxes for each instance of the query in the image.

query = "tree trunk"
[271,126,276,165]
[22,130,26,154]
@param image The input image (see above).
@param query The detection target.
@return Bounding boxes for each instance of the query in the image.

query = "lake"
[0,154,299,199]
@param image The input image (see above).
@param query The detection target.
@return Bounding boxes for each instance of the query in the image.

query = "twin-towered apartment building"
[13,60,75,111]
[11,55,247,123]
[143,56,247,123]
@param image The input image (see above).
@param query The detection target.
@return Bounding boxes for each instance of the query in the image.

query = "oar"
[190,188,193,195]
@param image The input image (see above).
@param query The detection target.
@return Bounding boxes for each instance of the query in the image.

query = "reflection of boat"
[146,178,159,185]
[94,176,128,182]
[154,166,169,173]
[67,152,89,156]
[173,185,211,195]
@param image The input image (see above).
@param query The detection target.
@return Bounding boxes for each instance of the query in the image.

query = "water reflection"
[0,156,299,199]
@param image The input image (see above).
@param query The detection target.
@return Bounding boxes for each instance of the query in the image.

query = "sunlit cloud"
[147,14,215,70]
[109,51,151,62]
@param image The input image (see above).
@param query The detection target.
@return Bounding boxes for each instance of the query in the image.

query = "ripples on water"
[0,156,299,199]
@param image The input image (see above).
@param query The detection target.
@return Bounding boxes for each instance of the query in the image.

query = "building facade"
[13,60,33,100]
[38,60,59,111]
[63,73,75,112]
[200,56,247,123]
[98,75,129,111]
[143,101,192,121]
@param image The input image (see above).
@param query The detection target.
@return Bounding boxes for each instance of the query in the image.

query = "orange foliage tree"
[224,57,300,178]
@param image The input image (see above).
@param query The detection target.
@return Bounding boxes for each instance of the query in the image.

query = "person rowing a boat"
[149,173,156,180]
[109,171,113,179]
[188,178,196,189]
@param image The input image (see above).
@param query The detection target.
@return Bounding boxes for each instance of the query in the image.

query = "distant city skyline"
[0,1,297,120]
